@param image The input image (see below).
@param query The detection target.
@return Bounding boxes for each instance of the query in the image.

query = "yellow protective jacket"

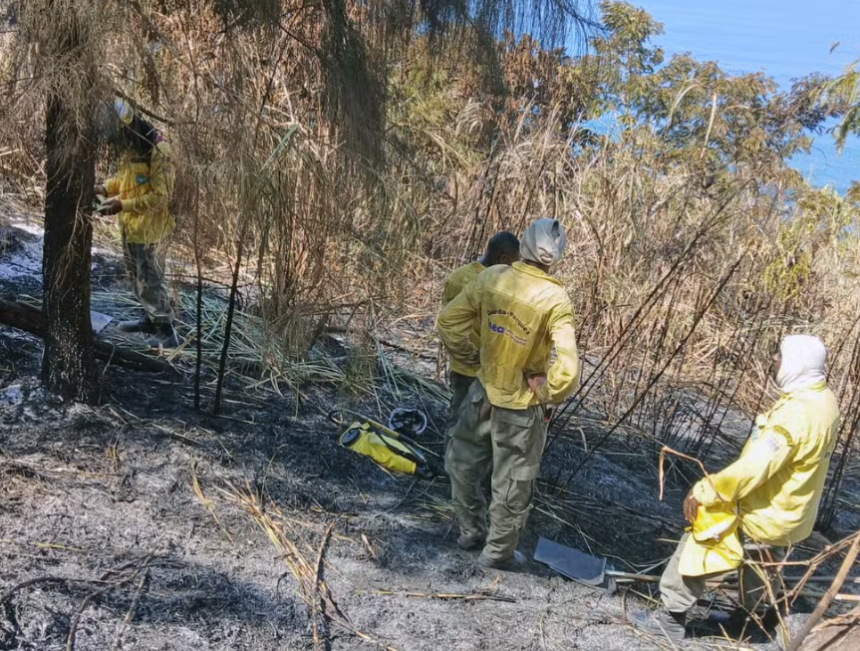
[437,261,580,410]
[441,261,484,377]
[105,140,176,244]
[680,382,840,576]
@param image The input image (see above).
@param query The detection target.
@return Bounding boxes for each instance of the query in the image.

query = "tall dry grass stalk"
[0,3,858,514]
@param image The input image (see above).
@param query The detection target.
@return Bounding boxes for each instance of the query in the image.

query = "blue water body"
[624,0,860,193]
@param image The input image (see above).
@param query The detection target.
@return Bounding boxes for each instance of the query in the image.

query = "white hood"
[520,218,567,267]
[776,334,827,394]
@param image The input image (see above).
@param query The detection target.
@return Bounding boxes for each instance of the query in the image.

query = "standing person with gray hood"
[437,218,580,570]
[629,335,841,641]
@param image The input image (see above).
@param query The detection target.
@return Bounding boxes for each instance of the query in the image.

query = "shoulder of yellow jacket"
[773,386,838,443]
[445,262,481,293]
[450,261,480,277]
[479,264,565,316]
[476,262,511,283]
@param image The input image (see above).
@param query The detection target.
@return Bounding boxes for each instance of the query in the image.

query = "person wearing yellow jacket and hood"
[629,334,840,641]
[437,218,580,569]
[441,232,520,447]
[95,99,179,348]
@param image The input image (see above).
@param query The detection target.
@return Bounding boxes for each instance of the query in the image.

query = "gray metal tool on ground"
[534,537,860,597]
[534,537,656,592]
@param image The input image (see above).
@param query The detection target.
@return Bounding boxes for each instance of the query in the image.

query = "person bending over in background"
[437,218,580,570]
[629,334,840,641]
[95,99,179,349]
[441,232,520,448]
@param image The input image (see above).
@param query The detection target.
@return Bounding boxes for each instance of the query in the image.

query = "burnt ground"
[2,211,859,651]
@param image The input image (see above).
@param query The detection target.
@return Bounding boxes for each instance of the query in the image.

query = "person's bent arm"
[103,177,120,197]
[543,298,580,403]
[120,142,176,215]
[437,280,480,368]
[693,427,796,507]
[442,276,459,307]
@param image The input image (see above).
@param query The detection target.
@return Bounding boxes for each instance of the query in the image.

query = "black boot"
[146,323,181,349]
[118,318,157,333]
[728,606,781,634]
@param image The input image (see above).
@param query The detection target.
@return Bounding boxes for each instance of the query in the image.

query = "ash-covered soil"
[1,208,855,651]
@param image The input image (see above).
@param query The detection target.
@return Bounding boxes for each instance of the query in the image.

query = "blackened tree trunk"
[41,8,98,403]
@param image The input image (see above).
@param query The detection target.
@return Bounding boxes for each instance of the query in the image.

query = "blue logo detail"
[135,174,149,185]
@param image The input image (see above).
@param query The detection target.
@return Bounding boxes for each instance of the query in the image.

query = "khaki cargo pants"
[121,234,175,325]
[446,371,476,450]
[660,533,788,614]
[446,380,546,563]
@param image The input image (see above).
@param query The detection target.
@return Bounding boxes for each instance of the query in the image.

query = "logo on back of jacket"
[135,174,149,186]
[486,309,530,346]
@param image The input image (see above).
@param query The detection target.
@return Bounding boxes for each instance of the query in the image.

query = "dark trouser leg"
[445,381,492,543]
[740,541,788,614]
[121,233,143,303]
[123,238,174,324]
[446,371,475,452]
[660,534,717,613]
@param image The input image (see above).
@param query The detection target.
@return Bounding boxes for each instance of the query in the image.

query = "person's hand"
[94,184,107,197]
[527,374,547,393]
[98,198,122,215]
[683,492,700,523]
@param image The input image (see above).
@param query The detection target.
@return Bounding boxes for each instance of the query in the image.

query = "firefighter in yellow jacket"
[96,99,179,348]
[441,232,520,445]
[629,334,840,641]
[437,218,580,569]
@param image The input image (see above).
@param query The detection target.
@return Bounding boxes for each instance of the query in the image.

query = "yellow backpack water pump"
[330,410,436,480]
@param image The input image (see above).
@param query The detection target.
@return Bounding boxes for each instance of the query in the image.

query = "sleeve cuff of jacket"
[693,477,722,507]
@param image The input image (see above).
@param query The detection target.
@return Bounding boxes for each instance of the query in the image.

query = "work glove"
[98,198,123,216]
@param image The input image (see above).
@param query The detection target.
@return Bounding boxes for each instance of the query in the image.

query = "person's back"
[738,383,839,545]
[468,262,579,409]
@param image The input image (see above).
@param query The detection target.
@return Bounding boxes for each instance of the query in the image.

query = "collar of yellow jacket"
[511,261,561,285]
[764,381,827,415]
[784,380,827,396]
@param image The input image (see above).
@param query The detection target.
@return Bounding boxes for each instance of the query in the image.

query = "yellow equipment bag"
[332,411,435,479]
[679,502,744,577]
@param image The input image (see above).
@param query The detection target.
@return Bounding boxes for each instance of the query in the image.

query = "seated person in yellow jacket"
[629,334,840,641]
[441,232,520,444]
[95,99,178,348]
[437,218,580,570]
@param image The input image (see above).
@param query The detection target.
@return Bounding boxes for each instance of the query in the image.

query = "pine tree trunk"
[41,5,98,403]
